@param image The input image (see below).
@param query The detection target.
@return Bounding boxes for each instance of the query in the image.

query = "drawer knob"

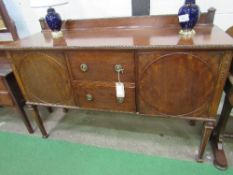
[80,63,88,72]
[86,94,93,101]
[115,64,124,73]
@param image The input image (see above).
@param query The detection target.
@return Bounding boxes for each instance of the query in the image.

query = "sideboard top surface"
[1,25,233,50]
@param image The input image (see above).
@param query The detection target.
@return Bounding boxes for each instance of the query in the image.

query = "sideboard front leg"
[28,105,49,138]
[196,121,214,162]
[16,103,34,134]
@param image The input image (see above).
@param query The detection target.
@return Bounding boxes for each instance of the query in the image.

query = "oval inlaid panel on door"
[138,51,222,117]
[10,51,75,106]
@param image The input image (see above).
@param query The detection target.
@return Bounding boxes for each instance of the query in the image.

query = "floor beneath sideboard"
[0,107,233,167]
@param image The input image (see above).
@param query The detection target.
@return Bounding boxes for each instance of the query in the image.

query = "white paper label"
[178,14,189,22]
[115,82,125,98]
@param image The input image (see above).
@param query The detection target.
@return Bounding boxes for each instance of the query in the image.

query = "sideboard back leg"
[28,105,49,138]
[189,120,196,126]
[196,121,214,162]
[47,107,53,113]
[63,108,69,113]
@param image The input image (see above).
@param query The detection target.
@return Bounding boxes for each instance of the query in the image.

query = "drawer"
[67,51,135,82]
[74,81,136,112]
[0,92,14,106]
[0,78,7,91]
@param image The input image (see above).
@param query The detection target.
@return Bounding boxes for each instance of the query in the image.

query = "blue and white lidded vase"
[178,0,200,37]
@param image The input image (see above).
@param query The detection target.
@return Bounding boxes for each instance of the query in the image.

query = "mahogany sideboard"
[1,14,233,162]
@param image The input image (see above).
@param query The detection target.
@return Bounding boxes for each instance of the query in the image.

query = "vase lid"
[47,7,56,13]
[185,0,195,4]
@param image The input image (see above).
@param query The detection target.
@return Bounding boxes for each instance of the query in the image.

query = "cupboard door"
[138,51,222,118]
[10,51,75,106]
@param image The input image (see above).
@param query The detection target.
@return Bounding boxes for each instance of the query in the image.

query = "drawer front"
[0,92,14,106]
[0,78,7,91]
[67,51,135,82]
[74,82,136,112]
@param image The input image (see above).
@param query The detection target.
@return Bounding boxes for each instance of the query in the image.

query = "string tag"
[115,82,125,98]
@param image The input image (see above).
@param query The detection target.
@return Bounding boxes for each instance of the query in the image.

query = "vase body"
[178,0,200,31]
[45,8,62,32]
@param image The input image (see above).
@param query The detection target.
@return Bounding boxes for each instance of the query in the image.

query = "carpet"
[0,131,232,175]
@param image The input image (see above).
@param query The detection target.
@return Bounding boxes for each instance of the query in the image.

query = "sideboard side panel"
[208,51,233,118]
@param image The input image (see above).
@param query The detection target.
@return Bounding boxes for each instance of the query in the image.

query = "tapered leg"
[4,73,34,134]
[16,104,34,134]
[47,107,53,113]
[189,120,196,126]
[28,105,48,138]
[196,121,214,162]
[63,108,69,113]
[210,96,232,170]
[212,97,232,139]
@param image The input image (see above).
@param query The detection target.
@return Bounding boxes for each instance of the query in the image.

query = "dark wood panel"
[9,51,75,106]
[67,51,135,82]
[138,51,222,117]
[74,81,136,112]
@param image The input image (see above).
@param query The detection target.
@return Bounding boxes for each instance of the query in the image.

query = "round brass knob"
[86,94,93,101]
[80,63,88,72]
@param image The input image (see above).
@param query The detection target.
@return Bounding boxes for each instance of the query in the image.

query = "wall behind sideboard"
[4,0,233,38]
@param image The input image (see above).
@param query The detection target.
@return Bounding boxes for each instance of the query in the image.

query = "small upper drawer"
[67,51,135,82]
